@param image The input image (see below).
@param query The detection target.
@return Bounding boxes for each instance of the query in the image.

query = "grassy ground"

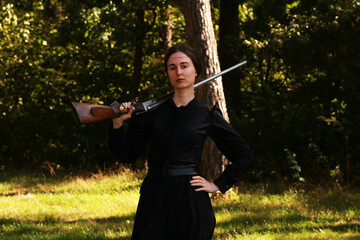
[0,169,359,240]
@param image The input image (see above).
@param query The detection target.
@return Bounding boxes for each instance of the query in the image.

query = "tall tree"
[159,6,173,49]
[171,0,229,180]
[218,0,242,114]
[131,4,158,97]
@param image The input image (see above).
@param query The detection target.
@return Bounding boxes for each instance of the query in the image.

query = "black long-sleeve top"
[108,97,254,193]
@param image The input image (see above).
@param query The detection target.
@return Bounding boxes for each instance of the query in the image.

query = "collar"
[167,97,197,109]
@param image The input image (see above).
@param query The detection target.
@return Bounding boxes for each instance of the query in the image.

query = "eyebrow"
[167,61,190,67]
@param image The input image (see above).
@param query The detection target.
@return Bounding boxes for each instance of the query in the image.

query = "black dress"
[108,97,253,240]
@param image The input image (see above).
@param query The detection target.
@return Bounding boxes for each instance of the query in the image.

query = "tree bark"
[159,6,173,49]
[177,0,229,181]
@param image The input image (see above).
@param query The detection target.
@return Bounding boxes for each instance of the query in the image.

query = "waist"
[148,164,200,176]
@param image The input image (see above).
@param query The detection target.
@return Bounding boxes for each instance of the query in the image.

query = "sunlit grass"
[0,168,141,239]
[0,169,359,239]
[212,186,360,239]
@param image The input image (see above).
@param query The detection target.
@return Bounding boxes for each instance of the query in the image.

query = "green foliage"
[0,0,359,186]
[0,0,173,171]
[231,0,360,185]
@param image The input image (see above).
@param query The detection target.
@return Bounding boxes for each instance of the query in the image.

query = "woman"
[108,44,254,240]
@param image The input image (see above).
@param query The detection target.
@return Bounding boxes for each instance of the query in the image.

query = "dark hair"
[164,44,202,77]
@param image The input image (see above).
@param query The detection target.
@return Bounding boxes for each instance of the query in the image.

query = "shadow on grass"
[304,189,360,212]
[213,201,360,239]
[0,215,135,240]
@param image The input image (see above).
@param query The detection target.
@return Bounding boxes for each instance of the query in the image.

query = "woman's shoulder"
[192,98,223,115]
[191,98,211,109]
[188,99,226,124]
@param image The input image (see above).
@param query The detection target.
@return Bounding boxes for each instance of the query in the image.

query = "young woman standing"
[108,44,253,240]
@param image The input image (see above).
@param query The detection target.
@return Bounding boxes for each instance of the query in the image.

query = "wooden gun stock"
[70,101,126,125]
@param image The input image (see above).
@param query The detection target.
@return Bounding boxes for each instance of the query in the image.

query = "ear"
[195,74,201,81]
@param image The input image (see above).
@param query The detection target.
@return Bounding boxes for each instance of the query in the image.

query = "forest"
[1,0,359,187]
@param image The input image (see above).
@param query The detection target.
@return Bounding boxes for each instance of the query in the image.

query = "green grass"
[0,169,359,239]
[212,187,360,239]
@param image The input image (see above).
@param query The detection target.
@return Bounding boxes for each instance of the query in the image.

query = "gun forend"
[70,102,125,125]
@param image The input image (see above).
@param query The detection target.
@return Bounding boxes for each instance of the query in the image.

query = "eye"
[181,65,188,69]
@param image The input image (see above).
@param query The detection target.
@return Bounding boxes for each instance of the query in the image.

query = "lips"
[176,78,185,82]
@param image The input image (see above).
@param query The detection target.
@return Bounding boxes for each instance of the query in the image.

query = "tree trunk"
[159,6,173,49]
[177,0,229,181]
[219,0,242,114]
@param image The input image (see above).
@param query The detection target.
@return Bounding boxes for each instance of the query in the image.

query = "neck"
[172,89,195,107]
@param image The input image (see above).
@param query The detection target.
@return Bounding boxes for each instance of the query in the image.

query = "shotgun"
[70,60,247,125]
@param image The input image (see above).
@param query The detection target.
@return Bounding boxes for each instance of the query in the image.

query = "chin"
[174,85,194,91]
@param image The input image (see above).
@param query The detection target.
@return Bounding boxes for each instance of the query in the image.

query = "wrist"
[211,183,219,193]
[112,120,123,129]
[214,184,219,192]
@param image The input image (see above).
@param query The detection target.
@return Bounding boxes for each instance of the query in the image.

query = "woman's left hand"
[190,176,219,193]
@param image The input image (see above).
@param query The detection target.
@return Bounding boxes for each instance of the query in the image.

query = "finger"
[120,102,135,114]
[191,177,205,183]
[120,103,128,112]
[191,180,208,187]
[123,102,132,109]
[195,187,207,192]
[123,102,132,107]
[190,179,204,185]
[190,179,201,183]
[192,176,203,180]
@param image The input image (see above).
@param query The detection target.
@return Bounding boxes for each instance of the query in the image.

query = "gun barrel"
[194,60,247,89]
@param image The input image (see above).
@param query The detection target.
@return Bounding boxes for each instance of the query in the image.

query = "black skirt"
[131,175,216,240]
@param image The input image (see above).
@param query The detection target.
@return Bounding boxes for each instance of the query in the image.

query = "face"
[166,51,198,91]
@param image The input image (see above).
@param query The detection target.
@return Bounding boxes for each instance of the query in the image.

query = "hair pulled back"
[164,44,202,77]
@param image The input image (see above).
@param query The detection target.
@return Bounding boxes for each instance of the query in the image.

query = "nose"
[176,67,182,75]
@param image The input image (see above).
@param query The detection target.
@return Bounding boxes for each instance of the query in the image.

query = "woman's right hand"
[112,102,134,129]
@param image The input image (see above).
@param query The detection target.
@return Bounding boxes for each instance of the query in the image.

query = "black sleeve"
[108,114,149,164]
[210,105,254,193]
